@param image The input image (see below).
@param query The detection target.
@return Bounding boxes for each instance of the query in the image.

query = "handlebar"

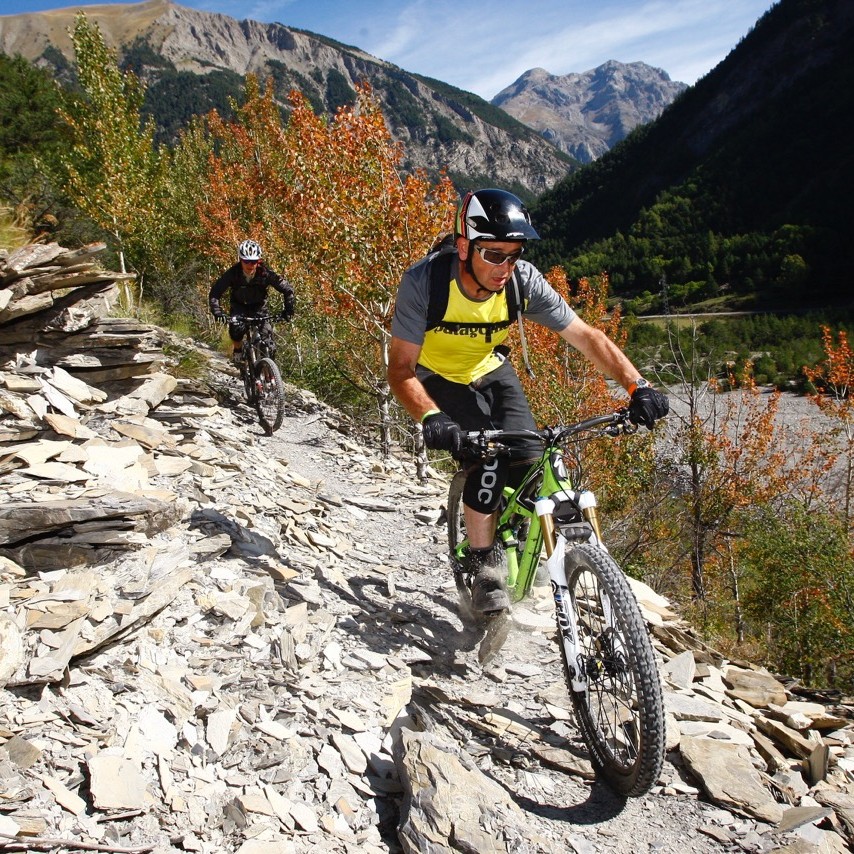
[223,314,277,324]
[460,409,637,459]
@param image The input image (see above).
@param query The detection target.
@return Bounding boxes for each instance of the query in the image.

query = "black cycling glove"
[212,310,226,322]
[422,412,463,455]
[628,386,669,429]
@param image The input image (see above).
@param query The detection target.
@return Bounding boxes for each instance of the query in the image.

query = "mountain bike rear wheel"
[559,543,665,797]
[254,357,285,434]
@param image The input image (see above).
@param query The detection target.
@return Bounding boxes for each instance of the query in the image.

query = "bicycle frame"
[231,315,273,388]
[501,450,578,600]
[453,422,612,603]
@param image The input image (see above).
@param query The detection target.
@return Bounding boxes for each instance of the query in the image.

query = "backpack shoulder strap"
[427,251,526,330]
[506,268,522,318]
[508,268,536,378]
[426,249,454,331]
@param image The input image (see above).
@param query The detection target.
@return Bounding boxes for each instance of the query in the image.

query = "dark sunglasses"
[473,244,525,266]
[240,258,260,265]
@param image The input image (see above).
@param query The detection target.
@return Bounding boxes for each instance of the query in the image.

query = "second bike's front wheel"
[559,542,665,797]
[254,357,285,434]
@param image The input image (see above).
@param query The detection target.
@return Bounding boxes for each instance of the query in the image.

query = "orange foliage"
[703,368,789,516]
[508,270,638,498]
[803,326,854,525]
[195,78,456,396]
[281,83,456,329]
[516,270,626,425]
[804,326,854,418]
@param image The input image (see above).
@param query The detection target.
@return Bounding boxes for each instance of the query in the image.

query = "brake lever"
[457,438,508,463]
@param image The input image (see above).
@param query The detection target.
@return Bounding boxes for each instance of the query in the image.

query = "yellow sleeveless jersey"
[418,276,511,384]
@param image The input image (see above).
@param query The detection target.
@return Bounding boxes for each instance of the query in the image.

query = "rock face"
[1,240,854,853]
[0,0,571,195]
[492,60,687,163]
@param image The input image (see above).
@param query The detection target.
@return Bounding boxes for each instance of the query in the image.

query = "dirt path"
[215,366,738,854]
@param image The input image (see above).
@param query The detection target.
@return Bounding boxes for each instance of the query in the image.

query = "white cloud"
[350,0,775,97]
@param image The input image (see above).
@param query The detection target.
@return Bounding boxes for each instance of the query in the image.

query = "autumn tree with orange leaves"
[680,370,792,635]
[196,78,456,450]
[280,85,456,452]
[804,326,854,529]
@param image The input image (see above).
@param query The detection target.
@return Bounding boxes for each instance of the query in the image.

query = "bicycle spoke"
[574,574,643,769]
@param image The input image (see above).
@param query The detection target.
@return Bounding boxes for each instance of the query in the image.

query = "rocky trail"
[1,242,853,853]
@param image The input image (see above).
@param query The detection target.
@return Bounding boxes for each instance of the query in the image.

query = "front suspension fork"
[536,497,600,693]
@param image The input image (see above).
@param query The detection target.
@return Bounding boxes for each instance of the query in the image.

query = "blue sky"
[3,0,778,99]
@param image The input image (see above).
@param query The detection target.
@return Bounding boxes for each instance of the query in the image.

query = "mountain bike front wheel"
[560,542,665,797]
[254,357,285,434]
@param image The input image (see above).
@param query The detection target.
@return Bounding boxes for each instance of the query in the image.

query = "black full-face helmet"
[454,188,540,242]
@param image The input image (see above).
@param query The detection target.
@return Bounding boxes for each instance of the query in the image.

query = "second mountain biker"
[209,239,296,362]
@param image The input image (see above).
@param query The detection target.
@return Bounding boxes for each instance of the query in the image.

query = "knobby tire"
[559,542,665,797]
[254,357,285,435]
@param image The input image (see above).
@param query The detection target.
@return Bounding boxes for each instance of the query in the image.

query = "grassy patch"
[161,339,211,381]
[0,208,31,251]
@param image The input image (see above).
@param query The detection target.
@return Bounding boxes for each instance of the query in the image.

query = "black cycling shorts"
[420,359,539,513]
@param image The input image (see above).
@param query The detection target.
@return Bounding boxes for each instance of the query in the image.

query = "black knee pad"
[463,457,509,513]
[229,319,248,342]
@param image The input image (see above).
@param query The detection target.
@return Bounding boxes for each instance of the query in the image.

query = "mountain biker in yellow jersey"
[209,240,296,363]
[388,188,668,615]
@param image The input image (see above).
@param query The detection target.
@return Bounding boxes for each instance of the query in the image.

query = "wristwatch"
[628,378,651,396]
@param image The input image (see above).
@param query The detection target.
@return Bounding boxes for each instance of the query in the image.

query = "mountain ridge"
[0,0,575,196]
[493,60,687,163]
[530,0,854,307]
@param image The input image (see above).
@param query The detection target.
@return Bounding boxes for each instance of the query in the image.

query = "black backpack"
[422,236,534,375]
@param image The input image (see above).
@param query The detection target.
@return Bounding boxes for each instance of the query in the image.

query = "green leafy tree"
[740,502,854,686]
[0,53,69,235]
[57,13,169,292]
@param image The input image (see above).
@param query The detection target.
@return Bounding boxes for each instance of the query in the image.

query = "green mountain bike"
[447,409,665,797]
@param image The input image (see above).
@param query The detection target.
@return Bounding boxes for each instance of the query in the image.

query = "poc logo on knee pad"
[477,458,501,508]
[463,457,509,513]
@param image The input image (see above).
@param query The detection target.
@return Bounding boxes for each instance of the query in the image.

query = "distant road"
[638,311,759,320]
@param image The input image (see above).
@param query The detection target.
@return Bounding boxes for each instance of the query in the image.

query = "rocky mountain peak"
[0,0,573,195]
[492,59,687,163]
